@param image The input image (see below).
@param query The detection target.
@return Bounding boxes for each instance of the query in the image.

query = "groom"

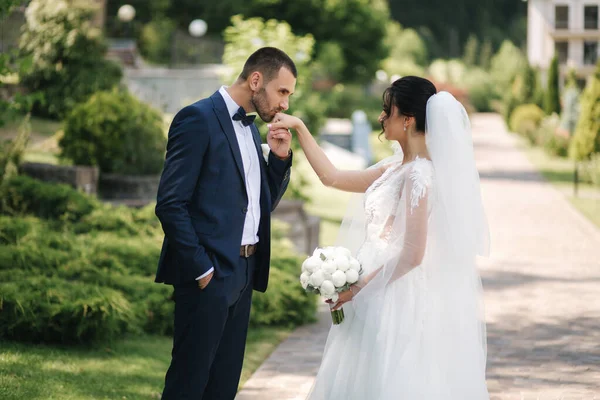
[154,47,296,400]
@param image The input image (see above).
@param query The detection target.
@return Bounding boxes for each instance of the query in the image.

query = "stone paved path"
[236,114,600,400]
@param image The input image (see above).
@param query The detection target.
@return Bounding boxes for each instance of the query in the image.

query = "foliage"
[581,153,600,187]
[490,40,527,91]
[463,35,479,67]
[0,177,315,344]
[138,17,176,65]
[544,55,561,115]
[60,89,167,175]
[381,21,427,78]
[509,103,545,144]
[570,62,600,160]
[463,67,497,112]
[536,114,570,157]
[560,69,581,136]
[19,0,122,119]
[388,0,527,59]
[0,115,30,184]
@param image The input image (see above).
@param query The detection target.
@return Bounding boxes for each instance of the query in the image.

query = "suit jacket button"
[242,207,248,214]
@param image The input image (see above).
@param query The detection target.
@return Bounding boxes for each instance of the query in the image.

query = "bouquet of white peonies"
[300,246,362,324]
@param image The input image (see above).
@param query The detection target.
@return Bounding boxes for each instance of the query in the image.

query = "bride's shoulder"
[407,157,434,189]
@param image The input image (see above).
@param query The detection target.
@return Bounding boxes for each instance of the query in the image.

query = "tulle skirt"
[307,246,489,400]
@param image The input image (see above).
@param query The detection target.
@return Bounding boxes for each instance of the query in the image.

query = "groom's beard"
[252,88,280,122]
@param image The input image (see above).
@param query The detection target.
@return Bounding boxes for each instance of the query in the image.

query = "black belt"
[240,244,257,258]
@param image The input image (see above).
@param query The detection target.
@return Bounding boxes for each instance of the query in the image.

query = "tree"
[19,0,122,119]
[569,62,600,161]
[544,55,561,115]
[106,0,390,83]
[560,69,581,136]
[479,39,493,70]
[463,35,479,67]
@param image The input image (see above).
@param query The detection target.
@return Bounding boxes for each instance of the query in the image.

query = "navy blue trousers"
[161,254,255,400]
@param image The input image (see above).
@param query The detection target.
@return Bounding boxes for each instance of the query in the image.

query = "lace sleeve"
[388,161,432,282]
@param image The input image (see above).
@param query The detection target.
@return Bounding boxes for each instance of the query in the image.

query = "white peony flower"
[332,270,347,287]
[330,292,339,302]
[334,247,352,259]
[300,272,310,290]
[322,247,336,260]
[321,260,337,275]
[320,280,336,297]
[349,258,361,272]
[345,269,359,284]
[313,247,324,259]
[310,270,325,287]
[304,256,322,273]
[334,256,350,272]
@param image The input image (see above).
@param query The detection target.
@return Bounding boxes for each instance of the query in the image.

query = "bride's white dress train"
[308,93,490,399]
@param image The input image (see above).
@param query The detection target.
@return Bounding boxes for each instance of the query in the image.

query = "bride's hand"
[268,112,303,131]
[329,285,361,311]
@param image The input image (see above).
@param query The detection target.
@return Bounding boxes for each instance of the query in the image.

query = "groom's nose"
[280,99,289,111]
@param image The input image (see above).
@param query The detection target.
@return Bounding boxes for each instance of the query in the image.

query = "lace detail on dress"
[408,157,434,214]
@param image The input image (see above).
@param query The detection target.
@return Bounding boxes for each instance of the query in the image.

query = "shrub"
[0,175,97,221]
[537,114,570,157]
[509,104,545,143]
[544,55,561,115]
[569,62,600,161]
[0,278,135,344]
[464,68,497,112]
[581,153,600,187]
[60,89,167,175]
[19,0,122,119]
[250,267,316,328]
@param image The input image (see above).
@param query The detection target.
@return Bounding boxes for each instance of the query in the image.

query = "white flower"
[313,247,324,259]
[330,292,339,302]
[261,144,270,163]
[310,270,325,287]
[332,270,347,287]
[334,256,350,272]
[345,269,359,284]
[334,247,352,259]
[349,258,361,272]
[322,247,336,260]
[320,280,336,297]
[303,256,322,273]
[321,260,337,275]
[300,272,310,290]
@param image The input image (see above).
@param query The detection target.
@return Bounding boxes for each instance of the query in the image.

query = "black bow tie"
[232,107,256,127]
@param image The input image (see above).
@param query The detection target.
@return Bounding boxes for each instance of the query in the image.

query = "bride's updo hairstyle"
[381,76,437,134]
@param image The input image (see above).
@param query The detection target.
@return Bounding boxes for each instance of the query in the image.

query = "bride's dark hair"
[381,76,437,134]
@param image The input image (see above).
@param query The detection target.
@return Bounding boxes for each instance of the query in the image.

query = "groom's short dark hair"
[239,47,297,83]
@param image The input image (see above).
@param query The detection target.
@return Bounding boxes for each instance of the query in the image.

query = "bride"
[268,76,490,399]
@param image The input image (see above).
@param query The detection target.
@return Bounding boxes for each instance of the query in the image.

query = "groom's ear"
[249,71,263,91]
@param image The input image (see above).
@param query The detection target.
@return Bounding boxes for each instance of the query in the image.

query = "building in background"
[528,0,600,86]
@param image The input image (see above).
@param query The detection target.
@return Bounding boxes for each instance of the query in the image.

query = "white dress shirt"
[197,87,262,280]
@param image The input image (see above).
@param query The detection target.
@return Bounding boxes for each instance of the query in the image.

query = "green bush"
[0,278,135,344]
[581,153,600,187]
[0,175,97,221]
[139,18,175,65]
[250,267,316,328]
[60,89,166,175]
[509,104,545,144]
[464,68,497,112]
[537,114,570,157]
[544,55,561,115]
[19,0,122,119]
[569,62,600,161]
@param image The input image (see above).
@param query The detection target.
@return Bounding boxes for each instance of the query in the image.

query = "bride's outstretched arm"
[268,113,388,193]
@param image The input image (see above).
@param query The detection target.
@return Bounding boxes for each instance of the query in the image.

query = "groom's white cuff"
[196,267,214,280]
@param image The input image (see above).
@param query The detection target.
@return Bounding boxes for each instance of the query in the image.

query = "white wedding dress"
[307,93,490,399]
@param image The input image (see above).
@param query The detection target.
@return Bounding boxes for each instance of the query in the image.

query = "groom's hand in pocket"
[198,271,214,289]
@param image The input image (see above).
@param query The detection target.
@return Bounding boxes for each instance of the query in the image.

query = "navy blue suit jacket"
[155,91,292,292]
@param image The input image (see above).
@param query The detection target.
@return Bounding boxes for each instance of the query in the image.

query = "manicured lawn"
[0,327,290,400]
[523,143,600,228]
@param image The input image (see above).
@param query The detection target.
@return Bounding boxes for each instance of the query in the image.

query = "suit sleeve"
[266,150,293,211]
[155,106,213,281]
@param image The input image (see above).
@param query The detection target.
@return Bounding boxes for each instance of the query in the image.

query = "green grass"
[522,142,600,228]
[0,115,61,138]
[0,327,290,400]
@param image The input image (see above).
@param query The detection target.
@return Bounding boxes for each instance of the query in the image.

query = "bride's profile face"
[379,105,406,142]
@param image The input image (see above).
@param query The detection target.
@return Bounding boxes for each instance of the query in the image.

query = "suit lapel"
[211,93,246,187]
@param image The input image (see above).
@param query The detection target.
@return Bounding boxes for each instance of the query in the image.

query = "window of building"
[584,41,598,64]
[555,5,569,29]
[585,5,599,30]
[556,41,569,63]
